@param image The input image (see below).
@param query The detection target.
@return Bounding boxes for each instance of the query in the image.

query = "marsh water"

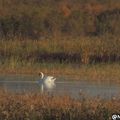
[0,74,119,99]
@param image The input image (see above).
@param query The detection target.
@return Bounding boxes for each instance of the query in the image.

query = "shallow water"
[0,74,119,99]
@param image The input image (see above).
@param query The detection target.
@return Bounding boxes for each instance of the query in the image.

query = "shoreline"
[0,63,120,83]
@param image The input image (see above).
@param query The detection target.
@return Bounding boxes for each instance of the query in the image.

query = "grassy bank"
[0,90,119,120]
[0,62,120,83]
[0,36,120,64]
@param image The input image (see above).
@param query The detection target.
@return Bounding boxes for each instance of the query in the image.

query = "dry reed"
[0,90,119,120]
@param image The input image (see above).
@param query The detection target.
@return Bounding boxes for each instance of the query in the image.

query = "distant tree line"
[0,0,120,39]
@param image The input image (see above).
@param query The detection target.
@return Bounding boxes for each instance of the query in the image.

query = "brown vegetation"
[0,0,120,39]
[0,0,120,81]
[0,36,120,64]
[0,90,119,120]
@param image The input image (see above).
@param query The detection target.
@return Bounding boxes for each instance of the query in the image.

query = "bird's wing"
[52,78,56,81]
[48,76,56,81]
[48,76,54,79]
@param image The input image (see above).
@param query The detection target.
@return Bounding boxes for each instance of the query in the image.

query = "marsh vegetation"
[0,91,119,120]
[0,0,120,68]
[0,0,120,119]
[0,37,120,83]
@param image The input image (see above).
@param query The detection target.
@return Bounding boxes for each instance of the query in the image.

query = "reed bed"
[0,36,120,64]
[0,90,119,120]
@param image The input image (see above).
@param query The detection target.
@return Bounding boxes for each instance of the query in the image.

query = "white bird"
[38,72,56,92]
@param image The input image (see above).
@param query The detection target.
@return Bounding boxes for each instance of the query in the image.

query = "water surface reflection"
[0,74,119,99]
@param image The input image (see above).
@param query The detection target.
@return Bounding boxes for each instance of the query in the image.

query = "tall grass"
[0,36,120,64]
[0,90,119,120]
